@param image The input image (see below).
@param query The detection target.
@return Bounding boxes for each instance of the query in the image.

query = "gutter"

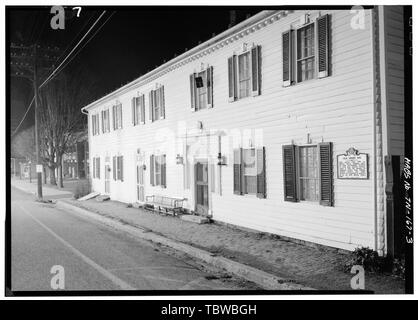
[81,10,281,113]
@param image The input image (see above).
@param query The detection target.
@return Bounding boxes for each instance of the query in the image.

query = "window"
[238,52,251,98]
[190,66,213,111]
[150,154,166,187]
[298,146,319,201]
[296,23,315,82]
[101,109,110,133]
[92,157,100,179]
[112,155,123,181]
[92,114,100,136]
[282,14,330,86]
[149,86,165,122]
[233,147,266,198]
[112,103,123,130]
[282,142,333,206]
[228,45,261,101]
[132,95,145,125]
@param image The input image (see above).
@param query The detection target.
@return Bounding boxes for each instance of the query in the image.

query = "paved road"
[11,187,254,291]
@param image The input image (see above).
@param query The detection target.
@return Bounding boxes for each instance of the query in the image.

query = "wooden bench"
[145,195,186,216]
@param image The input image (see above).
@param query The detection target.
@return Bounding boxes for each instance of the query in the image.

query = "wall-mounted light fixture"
[217,152,227,166]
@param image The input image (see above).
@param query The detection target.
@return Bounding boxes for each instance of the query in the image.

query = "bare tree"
[39,69,95,187]
[11,126,36,161]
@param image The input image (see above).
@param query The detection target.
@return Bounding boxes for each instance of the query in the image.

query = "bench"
[145,195,186,216]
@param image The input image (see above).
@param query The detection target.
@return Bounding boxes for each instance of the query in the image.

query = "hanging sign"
[36,165,43,173]
[337,147,368,179]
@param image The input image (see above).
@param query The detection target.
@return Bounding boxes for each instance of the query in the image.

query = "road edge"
[56,199,316,291]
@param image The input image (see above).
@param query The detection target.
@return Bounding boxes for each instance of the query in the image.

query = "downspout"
[371,6,386,256]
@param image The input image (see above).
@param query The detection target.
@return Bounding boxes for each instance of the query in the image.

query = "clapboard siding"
[87,9,378,251]
[384,6,405,156]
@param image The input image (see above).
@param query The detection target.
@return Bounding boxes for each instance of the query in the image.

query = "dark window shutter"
[119,104,123,128]
[149,91,154,122]
[283,145,297,201]
[160,86,165,119]
[112,105,116,130]
[190,73,196,111]
[150,155,155,186]
[131,97,135,125]
[112,156,116,181]
[119,156,124,181]
[207,66,213,108]
[319,142,333,206]
[91,115,94,135]
[233,148,243,195]
[228,55,237,102]
[161,154,166,188]
[317,14,330,78]
[97,157,100,179]
[256,147,266,198]
[251,45,261,96]
[141,95,146,124]
[92,157,96,178]
[282,30,293,86]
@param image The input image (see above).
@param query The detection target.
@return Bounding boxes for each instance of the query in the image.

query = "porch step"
[78,192,100,201]
[95,195,110,202]
[180,214,210,224]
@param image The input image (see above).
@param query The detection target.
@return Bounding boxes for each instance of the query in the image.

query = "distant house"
[82,8,405,257]
[62,131,89,179]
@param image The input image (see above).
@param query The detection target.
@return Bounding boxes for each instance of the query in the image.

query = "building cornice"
[81,9,292,112]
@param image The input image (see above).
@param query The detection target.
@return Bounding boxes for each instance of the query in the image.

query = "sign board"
[36,165,43,173]
[337,147,368,179]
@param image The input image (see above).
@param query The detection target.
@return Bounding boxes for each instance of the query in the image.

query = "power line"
[39,10,108,89]
[42,11,116,85]
[11,96,35,136]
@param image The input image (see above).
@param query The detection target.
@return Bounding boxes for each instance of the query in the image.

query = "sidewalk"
[60,197,404,293]
[11,178,73,199]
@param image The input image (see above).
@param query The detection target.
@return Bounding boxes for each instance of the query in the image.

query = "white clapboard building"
[82,8,405,256]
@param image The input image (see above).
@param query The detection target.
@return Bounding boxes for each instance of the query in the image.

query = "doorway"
[195,160,209,216]
[137,163,145,203]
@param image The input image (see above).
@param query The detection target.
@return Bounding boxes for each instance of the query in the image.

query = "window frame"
[297,144,320,202]
[295,22,316,83]
[102,109,110,133]
[242,148,257,195]
[196,70,208,110]
[113,103,123,130]
[236,50,251,99]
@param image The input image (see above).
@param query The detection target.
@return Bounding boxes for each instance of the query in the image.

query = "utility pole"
[11,43,60,200]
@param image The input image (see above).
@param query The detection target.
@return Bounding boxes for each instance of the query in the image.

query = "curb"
[56,200,315,291]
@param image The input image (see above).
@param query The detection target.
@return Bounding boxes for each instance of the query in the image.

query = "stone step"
[180,214,210,224]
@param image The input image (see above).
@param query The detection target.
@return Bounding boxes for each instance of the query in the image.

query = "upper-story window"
[282,14,330,86]
[112,103,123,130]
[92,114,100,136]
[228,45,261,102]
[149,86,165,122]
[132,94,145,126]
[190,66,213,111]
[101,109,110,133]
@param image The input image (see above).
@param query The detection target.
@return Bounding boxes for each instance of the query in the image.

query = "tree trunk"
[49,166,57,185]
[43,166,47,184]
[57,154,64,188]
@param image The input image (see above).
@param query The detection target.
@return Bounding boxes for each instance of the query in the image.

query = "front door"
[104,164,110,194]
[137,164,145,202]
[195,161,209,215]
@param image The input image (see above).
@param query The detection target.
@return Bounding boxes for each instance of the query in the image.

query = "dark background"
[8,7,262,134]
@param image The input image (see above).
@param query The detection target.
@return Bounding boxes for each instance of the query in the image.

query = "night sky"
[8,6,262,134]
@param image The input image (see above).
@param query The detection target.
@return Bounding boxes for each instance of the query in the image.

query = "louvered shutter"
[131,98,135,125]
[228,55,237,102]
[282,30,293,87]
[233,148,243,195]
[92,157,96,178]
[140,95,145,124]
[317,14,330,78]
[119,104,123,128]
[256,147,266,198]
[190,73,196,111]
[120,156,123,181]
[251,45,261,96]
[150,155,155,186]
[149,91,154,122]
[283,145,297,201]
[161,154,166,188]
[112,156,116,180]
[91,115,95,135]
[319,142,333,206]
[97,157,100,179]
[207,66,213,108]
[112,105,116,130]
[160,86,165,119]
